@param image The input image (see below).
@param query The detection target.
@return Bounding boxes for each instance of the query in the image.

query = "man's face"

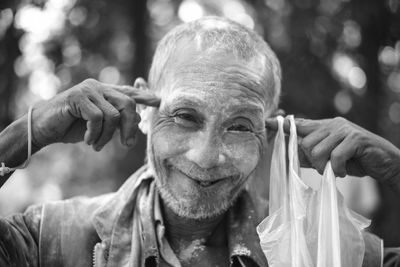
[148,45,269,219]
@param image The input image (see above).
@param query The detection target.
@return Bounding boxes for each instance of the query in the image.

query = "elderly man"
[1,17,400,267]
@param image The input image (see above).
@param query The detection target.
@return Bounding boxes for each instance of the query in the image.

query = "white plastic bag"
[257,115,370,267]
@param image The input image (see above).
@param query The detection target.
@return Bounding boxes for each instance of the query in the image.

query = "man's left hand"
[265,117,400,187]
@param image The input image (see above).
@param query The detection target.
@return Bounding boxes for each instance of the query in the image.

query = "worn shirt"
[0,166,266,266]
[91,166,268,266]
[0,165,399,266]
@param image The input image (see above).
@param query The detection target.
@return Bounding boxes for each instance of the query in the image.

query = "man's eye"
[227,123,252,132]
[176,113,197,122]
[173,112,199,128]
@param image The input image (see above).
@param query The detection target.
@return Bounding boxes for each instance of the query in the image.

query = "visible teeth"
[199,181,212,186]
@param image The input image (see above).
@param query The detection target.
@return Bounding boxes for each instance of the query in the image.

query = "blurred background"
[0,0,400,245]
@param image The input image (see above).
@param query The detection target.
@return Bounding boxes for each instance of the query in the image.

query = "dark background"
[0,0,400,246]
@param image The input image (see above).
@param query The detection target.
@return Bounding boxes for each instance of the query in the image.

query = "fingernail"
[95,144,104,151]
[127,138,135,146]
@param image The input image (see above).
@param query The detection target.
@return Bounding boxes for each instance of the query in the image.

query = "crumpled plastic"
[257,115,370,267]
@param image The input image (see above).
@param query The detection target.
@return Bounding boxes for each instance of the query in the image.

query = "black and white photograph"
[0,0,400,266]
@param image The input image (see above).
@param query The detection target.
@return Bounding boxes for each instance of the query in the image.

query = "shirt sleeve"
[0,205,42,267]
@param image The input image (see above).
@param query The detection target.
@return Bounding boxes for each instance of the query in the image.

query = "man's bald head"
[148,16,281,114]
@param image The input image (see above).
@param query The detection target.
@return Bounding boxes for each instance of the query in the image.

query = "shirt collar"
[151,181,268,266]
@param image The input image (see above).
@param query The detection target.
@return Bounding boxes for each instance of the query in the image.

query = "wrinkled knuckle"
[83,78,98,88]
[65,90,79,103]
[338,124,349,134]
[349,130,362,141]
[299,139,308,149]
[331,117,347,129]
[110,110,121,122]
[333,116,347,124]
[300,139,311,151]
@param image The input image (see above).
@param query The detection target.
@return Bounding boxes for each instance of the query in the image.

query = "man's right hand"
[31,78,160,151]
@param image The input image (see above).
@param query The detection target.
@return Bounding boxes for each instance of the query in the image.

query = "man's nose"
[185,131,226,169]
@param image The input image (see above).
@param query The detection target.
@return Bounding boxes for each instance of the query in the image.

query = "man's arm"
[0,78,160,264]
[0,78,160,188]
[0,114,40,187]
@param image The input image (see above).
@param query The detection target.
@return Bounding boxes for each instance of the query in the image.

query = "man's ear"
[134,77,152,135]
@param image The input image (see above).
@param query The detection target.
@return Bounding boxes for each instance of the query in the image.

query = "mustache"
[166,157,240,181]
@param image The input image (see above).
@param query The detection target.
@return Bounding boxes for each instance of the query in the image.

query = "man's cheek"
[224,142,260,175]
[151,127,189,159]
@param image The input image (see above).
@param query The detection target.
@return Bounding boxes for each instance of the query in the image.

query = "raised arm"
[0,78,160,187]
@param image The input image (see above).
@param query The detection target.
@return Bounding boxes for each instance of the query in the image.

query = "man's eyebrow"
[165,95,264,116]
[228,105,264,116]
[166,96,206,109]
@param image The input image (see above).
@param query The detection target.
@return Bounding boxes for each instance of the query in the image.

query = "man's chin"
[155,182,237,220]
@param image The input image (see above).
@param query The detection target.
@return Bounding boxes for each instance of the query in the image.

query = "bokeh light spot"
[110,32,134,64]
[99,66,120,84]
[379,46,399,67]
[68,6,87,26]
[223,1,245,18]
[148,0,174,26]
[29,70,60,100]
[63,40,82,67]
[14,56,30,77]
[348,66,366,90]
[334,90,352,114]
[223,1,255,30]
[332,53,367,93]
[332,53,353,80]
[57,67,72,87]
[178,0,204,22]
[342,20,361,48]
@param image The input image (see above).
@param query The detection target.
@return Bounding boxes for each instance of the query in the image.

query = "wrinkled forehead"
[158,39,272,111]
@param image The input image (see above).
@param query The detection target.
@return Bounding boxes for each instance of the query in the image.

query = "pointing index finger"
[265,117,321,137]
[108,84,161,107]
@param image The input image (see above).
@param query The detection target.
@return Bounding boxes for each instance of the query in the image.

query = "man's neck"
[161,201,227,248]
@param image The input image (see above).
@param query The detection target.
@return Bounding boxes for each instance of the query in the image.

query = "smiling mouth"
[196,180,221,187]
[170,166,235,188]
